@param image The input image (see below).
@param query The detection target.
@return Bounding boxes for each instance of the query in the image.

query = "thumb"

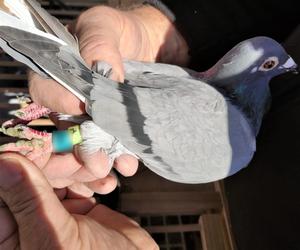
[0,153,75,248]
[82,42,125,82]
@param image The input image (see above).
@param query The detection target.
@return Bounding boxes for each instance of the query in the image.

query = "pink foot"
[0,124,51,140]
[0,137,53,161]
[2,103,51,129]
[0,104,54,161]
[12,103,51,121]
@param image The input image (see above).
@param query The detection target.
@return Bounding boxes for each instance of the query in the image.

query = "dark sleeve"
[149,0,299,71]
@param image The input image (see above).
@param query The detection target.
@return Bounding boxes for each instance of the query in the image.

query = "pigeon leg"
[0,124,51,140]
[0,98,53,160]
[2,102,51,129]
[0,137,53,161]
[0,124,53,161]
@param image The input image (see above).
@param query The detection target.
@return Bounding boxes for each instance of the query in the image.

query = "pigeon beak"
[280,57,299,74]
[291,66,299,74]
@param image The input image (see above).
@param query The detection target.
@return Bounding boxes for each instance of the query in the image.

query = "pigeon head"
[200,36,298,134]
[202,36,298,84]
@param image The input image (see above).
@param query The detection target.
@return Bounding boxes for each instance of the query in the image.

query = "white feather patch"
[79,121,137,167]
[0,9,66,45]
[4,0,36,27]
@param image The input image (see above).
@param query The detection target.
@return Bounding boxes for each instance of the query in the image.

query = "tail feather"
[0,7,66,45]
[23,0,79,51]
[2,0,78,51]
[0,0,92,102]
[3,0,39,28]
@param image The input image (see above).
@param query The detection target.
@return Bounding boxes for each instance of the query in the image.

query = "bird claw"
[0,137,53,160]
[3,102,51,129]
[0,123,51,140]
[0,123,53,160]
[0,101,53,160]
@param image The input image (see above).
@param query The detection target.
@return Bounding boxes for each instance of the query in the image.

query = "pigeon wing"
[123,60,197,81]
[90,72,256,183]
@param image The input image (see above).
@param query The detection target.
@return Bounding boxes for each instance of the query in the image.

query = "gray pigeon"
[0,0,297,183]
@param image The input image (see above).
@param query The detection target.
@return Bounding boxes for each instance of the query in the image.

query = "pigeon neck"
[226,80,270,134]
[200,71,271,135]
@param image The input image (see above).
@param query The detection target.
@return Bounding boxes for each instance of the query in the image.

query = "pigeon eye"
[259,57,279,71]
[263,60,276,69]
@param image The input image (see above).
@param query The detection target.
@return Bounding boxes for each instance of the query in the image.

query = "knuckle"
[93,167,110,179]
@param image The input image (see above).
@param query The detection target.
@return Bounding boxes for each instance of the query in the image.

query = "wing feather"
[91,72,256,183]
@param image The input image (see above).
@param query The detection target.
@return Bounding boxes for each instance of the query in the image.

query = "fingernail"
[0,158,23,190]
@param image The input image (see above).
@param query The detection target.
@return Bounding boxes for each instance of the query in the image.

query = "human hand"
[29,5,189,112]
[69,5,189,80]
[26,112,139,197]
[0,153,158,250]
[28,5,189,195]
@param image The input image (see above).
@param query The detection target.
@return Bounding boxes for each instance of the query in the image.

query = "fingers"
[0,153,75,248]
[114,154,139,177]
[28,71,85,115]
[72,146,138,179]
[44,150,111,180]
[74,146,111,179]
[62,197,96,214]
[41,152,116,195]
[48,178,74,189]
[69,166,98,182]
[42,153,82,179]
[85,173,118,195]
[67,182,94,198]
[32,151,52,169]
[71,148,138,193]
[72,6,126,82]
[42,150,138,193]
[54,188,67,201]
